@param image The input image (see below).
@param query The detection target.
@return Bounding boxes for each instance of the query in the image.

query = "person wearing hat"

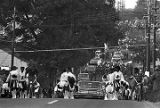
[113,65,125,81]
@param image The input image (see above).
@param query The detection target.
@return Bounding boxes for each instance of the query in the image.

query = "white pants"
[64,91,74,99]
[104,92,118,100]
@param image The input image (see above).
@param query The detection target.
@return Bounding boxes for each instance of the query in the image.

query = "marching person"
[131,67,143,101]
[6,66,19,98]
[60,67,76,99]
[25,64,38,84]
[18,67,27,98]
[54,79,64,98]
[134,67,143,84]
[113,65,125,81]
[25,63,39,98]
[112,65,127,100]
[33,80,40,98]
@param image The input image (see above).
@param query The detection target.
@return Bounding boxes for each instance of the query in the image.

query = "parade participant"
[113,65,125,81]
[104,80,118,100]
[6,66,19,98]
[102,67,118,100]
[128,67,143,100]
[25,65,38,83]
[54,80,64,98]
[18,67,27,98]
[102,66,115,82]
[59,67,76,99]
[33,80,40,98]
[134,68,143,84]
[112,65,128,100]
[25,62,39,98]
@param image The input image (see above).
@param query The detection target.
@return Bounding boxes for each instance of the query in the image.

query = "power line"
[14,44,146,53]
[15,47,105,53]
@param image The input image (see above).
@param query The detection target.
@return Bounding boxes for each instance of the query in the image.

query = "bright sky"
[116,0,138,9]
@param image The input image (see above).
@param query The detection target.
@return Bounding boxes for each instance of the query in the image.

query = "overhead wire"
[13,44,146,53]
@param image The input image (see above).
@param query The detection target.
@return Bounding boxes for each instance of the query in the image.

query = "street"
[0,98,158,108]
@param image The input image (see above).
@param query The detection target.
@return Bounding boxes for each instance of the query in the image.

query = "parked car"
[74,81,104,99]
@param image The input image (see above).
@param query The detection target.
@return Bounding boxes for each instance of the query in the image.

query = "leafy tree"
[0,0,124,87]
[133,0,148,19]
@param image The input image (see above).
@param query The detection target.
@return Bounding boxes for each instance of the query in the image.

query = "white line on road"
[47,100,59,104]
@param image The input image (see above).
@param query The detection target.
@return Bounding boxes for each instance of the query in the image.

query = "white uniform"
[54,82,63,92]
[145,71,150,77]
[60,71,76,99]
[6,69,19,82]
[60,72,69,81]
[104,80,118,100]
[34,82,40,93]
[113,71,124,81]
[19,69,26,81]
[107,73,114,83]
[60,72,76,82]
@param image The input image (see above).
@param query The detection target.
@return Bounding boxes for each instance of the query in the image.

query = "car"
[74,81,104,99]
[78,73,90,81]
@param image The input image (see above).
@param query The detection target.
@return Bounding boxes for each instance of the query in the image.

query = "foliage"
[0,0,124,86]
[133,0,147,19]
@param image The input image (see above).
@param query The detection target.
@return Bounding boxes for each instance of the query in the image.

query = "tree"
[134,0,148,19]
[0,0,124,87]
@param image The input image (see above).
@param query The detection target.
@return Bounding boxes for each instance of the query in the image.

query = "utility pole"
[11,6,16,69]
[153,0,158,72]
[146,0,151,72]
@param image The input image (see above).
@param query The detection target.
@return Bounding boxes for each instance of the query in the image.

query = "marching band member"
[18,67,27,98]
[6,66,19,98]
[59,67,76,99]
[113,65,125,81]
[33,80,40,98]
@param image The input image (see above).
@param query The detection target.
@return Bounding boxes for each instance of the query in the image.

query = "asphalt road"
[0,98,158,108]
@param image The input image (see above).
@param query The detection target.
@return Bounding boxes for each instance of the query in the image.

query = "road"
[0,98,158,108]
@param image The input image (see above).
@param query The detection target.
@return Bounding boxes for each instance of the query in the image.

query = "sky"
[116,0,138,9]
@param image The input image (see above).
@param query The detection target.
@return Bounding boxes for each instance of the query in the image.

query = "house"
[0,49,27,68]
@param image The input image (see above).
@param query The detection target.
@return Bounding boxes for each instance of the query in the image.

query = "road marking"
[47,100,59,104]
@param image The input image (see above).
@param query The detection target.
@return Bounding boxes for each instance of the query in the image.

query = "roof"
[0,49,27,67]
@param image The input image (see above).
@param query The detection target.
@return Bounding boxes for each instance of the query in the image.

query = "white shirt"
[60,72,76,81]
[34,82,40,93]
[10,70,19,76]
[145,71,150,77]
[60,72,69,81]
[19,69,26,81]
[6,69,19,82]
[10,69,19,80]
[107,73,114,83]
[113,71,124,81]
